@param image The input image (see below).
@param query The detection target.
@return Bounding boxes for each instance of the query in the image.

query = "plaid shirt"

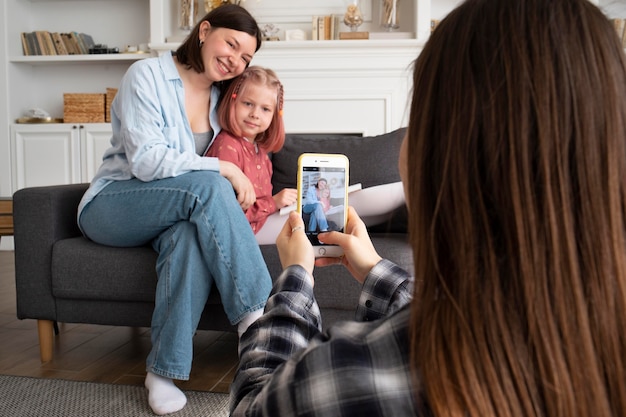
[230,259,418,416]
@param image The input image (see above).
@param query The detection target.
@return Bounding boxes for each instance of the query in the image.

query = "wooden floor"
[0,249,238,393]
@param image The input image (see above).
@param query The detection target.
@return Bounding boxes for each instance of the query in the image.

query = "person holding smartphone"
[229,0,626,415]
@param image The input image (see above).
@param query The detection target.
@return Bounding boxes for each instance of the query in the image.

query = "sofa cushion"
[51,237,223,305]
[271,127,407,192]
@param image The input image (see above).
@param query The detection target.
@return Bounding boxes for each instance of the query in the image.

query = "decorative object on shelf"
[15,108,63,124]
[610,17,626,47]
[262,24,280,41]
[380,0,400,31]
[343,1,364,32]
[89,44,119,54]
[285,29,306,41]
[431,19,440,34]
[180,0,198,30]
[63,93,106,123]
[339,0,368,40]
[15,117,64,124]
[203,0,247,13]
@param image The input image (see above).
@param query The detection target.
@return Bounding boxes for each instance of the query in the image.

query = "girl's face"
[199,24,257,81]
[234,83,277,140]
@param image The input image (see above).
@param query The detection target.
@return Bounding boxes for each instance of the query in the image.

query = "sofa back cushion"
[271,127,406,192]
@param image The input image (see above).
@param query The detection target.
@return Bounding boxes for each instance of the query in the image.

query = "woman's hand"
[273,188,298,209]
[315,207,382,284]
[219,160,256,210]
[276,211,315,282]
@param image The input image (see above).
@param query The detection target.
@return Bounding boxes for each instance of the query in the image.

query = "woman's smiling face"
[199,24,257,81]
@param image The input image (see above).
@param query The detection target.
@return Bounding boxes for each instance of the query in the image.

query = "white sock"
[144,371,187,415]
[237,309,264,337]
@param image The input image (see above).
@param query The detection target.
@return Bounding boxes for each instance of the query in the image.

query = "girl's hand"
[315,207,382,284]
[219,160,256,210]
[273,188,298,208]
[276,211,315,282]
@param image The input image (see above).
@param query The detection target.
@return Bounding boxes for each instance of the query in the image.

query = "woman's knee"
[173,171,237,204]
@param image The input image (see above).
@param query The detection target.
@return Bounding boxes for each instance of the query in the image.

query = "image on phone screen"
[300,166,346,246]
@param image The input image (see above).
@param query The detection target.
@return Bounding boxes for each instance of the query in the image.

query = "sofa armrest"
[13,183,89,320]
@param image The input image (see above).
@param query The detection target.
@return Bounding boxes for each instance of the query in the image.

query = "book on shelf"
[20,32,30,55]
[51,32,68,55]
[330,15,340,40]
[21,31,47,55]
[312,15,341,40]
[80,33,96,52]
[25,32,41,55]
[71,31,88,54]
[62,32,82,54]
[61,33,75,54]
[317,15,325,40]
[32,31,46,55]
[35,30,56,55]
[324,15,331,40]
[312,15,319,40]
[19,30,97,56]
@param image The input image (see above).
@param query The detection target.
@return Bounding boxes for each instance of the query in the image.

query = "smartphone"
[297,153,349,257]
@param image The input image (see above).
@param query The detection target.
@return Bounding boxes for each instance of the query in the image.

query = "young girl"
[206,66,297,243]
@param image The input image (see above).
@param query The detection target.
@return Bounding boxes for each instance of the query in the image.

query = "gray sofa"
[13,127,412,362]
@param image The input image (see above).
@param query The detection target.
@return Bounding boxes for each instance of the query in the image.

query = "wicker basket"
[63,93,105,123]
[105,88,118,123]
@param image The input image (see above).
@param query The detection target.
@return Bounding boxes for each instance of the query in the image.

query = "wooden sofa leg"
[37,320,54,363]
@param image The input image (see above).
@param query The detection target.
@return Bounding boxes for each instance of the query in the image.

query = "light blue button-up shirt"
[77,52,222,222]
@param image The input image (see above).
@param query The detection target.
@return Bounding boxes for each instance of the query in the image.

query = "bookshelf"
[10,54,150,64]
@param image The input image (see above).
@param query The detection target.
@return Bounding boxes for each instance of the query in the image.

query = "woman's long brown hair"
[408,0,626,416]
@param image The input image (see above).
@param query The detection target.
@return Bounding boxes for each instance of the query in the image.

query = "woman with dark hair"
[77,5,271,415]
[230,0,626,416]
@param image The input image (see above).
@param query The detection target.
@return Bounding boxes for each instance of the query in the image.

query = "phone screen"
[300,165,347,246]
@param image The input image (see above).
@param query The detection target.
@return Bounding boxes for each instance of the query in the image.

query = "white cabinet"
[80,124,115,183]
[10,124,112,191]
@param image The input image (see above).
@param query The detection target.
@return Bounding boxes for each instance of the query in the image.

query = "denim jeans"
[79,171,272,380]
[303,202,329,231]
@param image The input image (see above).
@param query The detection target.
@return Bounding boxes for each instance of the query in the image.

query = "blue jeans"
[79,171,272,380]
[303,202,328,231]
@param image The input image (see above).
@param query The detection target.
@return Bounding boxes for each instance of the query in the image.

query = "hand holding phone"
[313,207,383,283]
[275,211,315,277]
[297,153,349,258]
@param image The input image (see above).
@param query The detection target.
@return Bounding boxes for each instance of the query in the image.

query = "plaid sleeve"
[230,260,417,417]
[356,259,413,321]
[230,265,322,415]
